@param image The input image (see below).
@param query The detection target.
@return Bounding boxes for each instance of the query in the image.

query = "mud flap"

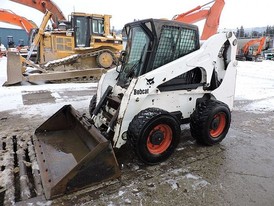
[34,105,121,199]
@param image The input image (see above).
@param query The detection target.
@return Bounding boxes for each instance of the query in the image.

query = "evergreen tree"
[239,26,245,38]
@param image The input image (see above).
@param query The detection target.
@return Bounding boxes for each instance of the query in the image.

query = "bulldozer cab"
[117,19,200,88]
[72,13,112,48]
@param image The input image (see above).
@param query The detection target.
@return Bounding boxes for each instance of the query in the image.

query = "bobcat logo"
[146,77,155,85]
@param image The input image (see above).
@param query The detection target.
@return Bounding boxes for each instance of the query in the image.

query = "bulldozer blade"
[4,51,104,86]
[3,51,25,86]
[26,68,104,83]
[33,105,121,199]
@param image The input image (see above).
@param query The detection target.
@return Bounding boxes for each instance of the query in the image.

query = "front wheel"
[128,108,181,165]
[190,99,231,146]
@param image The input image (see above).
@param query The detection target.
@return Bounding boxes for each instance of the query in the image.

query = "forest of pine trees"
[236,25,274,38]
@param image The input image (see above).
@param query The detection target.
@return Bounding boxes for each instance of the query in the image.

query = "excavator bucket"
[33,105,121,199]
[4,51,24,86]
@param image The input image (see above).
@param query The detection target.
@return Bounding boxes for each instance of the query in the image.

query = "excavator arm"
[0,9,37,34]
[10,0,66,26]
[242,37,266,56]
[173,0,225,40]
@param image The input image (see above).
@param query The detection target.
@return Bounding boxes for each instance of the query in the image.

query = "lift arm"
[173,0,225,40]
[10,0,66,25]
[0,9,37,34]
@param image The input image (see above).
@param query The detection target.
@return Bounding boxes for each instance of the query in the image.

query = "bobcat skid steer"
[33,18,237,199]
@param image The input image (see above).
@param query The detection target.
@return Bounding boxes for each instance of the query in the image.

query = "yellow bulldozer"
[5,10,123,85]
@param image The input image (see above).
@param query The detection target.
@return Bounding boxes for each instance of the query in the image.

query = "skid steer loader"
[33,18,237,199]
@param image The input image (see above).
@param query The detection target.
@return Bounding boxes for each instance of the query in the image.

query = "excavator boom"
[173,0,225,40]
[0,9,37,34]
[10,0,66,25]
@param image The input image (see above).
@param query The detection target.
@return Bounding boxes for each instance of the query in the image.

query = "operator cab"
[72,13,107,48]
[117,18,200,88]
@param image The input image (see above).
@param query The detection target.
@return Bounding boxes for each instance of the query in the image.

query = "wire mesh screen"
[128,30,148,62]
[153,26,197,70]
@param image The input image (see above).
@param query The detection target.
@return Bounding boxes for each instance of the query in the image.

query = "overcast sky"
[1,0,274,31]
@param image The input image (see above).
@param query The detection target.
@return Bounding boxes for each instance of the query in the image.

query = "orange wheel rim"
[147,124,172,154]
[210,112,226,138]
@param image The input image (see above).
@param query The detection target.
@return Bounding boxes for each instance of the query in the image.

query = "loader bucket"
[4,51,24,86]
[33,105,121,199]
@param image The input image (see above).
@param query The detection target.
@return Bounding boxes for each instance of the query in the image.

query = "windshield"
[117,26,150,86]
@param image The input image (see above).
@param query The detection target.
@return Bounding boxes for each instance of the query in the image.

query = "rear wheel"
[190,99,231,146]
[128,108,181,165]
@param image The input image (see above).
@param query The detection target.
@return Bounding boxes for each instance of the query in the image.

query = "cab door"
[74,16,90,48]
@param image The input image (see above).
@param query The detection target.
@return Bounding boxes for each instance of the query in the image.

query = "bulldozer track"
[42,49,117,70]
[49,75,100,84]
[34,48,118,84]
[0,133,42,205]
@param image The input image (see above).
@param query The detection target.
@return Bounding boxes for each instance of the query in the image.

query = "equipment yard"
[1,0,274,205]
[1,57,274,205]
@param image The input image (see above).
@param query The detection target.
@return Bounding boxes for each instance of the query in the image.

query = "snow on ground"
[234,60,274,113]
[0,57,97,119]
[0,56,274,119]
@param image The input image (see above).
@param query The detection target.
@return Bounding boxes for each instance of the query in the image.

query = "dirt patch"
[22,90,56,105]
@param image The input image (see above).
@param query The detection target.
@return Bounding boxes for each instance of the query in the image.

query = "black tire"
[128,108,181,165]
[89,94,97,117]
[190,99,231,146]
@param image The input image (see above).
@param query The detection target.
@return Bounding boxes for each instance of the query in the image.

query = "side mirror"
[116,50,127,74]
[119,50,127,63]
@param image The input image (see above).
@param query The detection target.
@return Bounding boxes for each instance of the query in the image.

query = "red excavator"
[173,0,225,40]
[0,9,37,34]
[236,37,266,61]
[0,9,38,56]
